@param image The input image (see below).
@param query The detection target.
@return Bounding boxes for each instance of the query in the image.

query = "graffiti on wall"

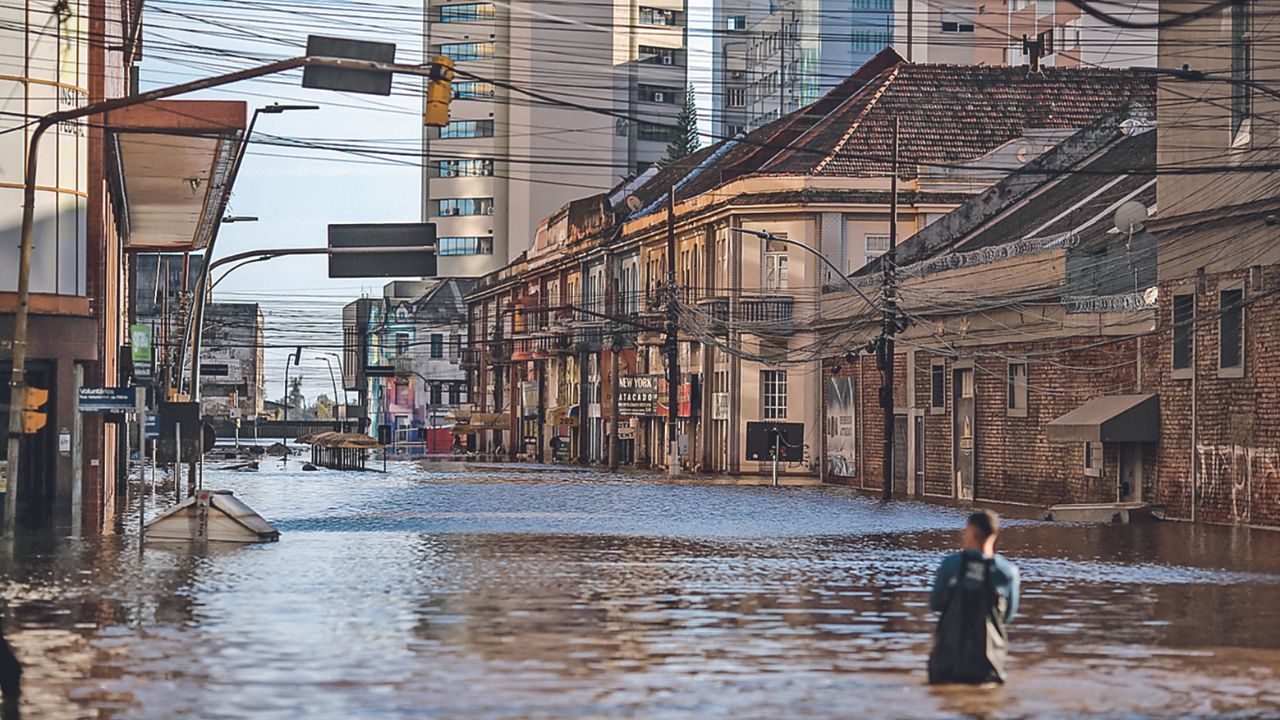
[1195,443,1280,525]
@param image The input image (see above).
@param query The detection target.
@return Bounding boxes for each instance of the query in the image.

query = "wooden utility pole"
[880,117,900,503]
[665,188,680,477]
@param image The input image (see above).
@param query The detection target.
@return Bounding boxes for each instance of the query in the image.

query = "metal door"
[893,414,908,496]
[1120,444,1142,502]
[914,415,925,496]
[953,368,975,501]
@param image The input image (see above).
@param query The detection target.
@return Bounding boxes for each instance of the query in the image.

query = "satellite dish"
[625,195,643,213]
[1113,200,1148,233]
[1143,286,1159,306]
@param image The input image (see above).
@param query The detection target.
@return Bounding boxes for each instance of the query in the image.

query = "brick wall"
[1150,267,1280,528]
[823,331,1152,509]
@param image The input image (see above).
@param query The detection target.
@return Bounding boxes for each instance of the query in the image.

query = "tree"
[314,394,334,421]
[664,85,701,164]
[287,377,306,417]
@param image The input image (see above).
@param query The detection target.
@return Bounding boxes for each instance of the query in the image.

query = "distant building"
[722,0,1157,133]
[343,278,474,451]
[422,0,690,268]
[197,303,265,422]
[133,254,206,394]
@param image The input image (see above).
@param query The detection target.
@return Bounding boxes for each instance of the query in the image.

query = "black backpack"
[927,554,1008,685]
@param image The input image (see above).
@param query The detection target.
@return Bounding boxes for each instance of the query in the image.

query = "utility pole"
[880,117,900,503]
[665,187,680,477]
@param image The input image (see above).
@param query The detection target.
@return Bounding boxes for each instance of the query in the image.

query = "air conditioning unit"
[441,208,457,216]
[661,55,674,65]
[486,206,495,215]
[653,92,666,103]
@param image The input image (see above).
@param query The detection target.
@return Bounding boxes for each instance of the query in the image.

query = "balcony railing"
[694,295,794,335]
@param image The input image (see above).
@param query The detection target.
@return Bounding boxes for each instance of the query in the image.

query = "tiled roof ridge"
[811,64,902,176]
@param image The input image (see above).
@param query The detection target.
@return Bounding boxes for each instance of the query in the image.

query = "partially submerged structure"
[298,432,384,471]
[145,490,280,543]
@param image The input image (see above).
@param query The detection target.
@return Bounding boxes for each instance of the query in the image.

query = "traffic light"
[20,386,48,434]
[424,55,455,128]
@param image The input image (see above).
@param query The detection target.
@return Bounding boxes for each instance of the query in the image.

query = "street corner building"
[461,48,1155,478]
[0,1,246,533]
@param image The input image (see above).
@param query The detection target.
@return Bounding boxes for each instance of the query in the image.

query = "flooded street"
[2,460,1279,719]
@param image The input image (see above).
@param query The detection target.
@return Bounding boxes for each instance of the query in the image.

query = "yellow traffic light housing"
[424,55,455,128]
[20,386,48,434]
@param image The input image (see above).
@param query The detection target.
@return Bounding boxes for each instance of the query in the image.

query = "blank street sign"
[302,35,396,96]
[328,223,437,279]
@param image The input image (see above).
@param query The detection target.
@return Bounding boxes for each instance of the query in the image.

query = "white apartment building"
[422,0,689,269]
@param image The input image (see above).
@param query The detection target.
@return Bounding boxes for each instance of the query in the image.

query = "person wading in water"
[928,509,1020,685]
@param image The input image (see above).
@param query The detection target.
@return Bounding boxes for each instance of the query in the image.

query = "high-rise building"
[422,0,690,268]
[718,0,1155,134]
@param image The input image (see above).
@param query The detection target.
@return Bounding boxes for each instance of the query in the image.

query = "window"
[640,7,678,26]
[1063,18,1083,47]
[430,383,443,405]
[727,86,747,108]
[436,197,494,216]
[438,41,495,60]
[395,381,410,405]
[851,29,889,53]
[940,11,975,32]
[1232,0,1253,141]
[438,119,494,139]
[639,84,679,103]
[438,3,495,22]
[640,45,678,65]
[1007,361,1027,416]
[762,370,787,419]
[930,361,945,412]
[638,122,676,142]
[438,158,494,177]
[763,234,789,292]
[1172,292,1195,373]
[1084,441,1102,477]
[431,333,445,359]
[726,15,746,30]
[438,236,495,255]
[448,383,461,405]
[865,233,890,260]
[453,80,495,99]
[1219,287,1244,374]
[395,332,409,357]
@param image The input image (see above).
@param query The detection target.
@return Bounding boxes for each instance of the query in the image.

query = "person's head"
[962,509,1000,554]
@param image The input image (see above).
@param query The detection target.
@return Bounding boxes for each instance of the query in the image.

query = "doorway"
[913,415,925,497]
[952,367,975,501]
[1119,444,1143,503]
[893,414,908,496]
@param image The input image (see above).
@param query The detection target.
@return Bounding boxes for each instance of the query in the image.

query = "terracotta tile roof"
[760,61,1155,179]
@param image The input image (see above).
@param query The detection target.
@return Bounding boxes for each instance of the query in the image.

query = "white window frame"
[864,233,890,260]
[763,234,789,292]
[1084,441,1103,477]
[762,370,788,419]
[1006,361,1028,417]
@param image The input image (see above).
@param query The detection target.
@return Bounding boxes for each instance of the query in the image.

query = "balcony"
[693,295,794,336]
[459,347,481,370]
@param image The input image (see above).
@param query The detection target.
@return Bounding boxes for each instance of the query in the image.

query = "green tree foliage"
[665,85,701,164]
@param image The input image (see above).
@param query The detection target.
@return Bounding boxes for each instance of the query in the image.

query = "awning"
[1045,394,1159,443]
[106,100,247,250]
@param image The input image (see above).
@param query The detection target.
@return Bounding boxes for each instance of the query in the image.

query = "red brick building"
[820,114,1162,510]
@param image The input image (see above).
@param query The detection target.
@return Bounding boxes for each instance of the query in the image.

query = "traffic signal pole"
[4,53,455,537]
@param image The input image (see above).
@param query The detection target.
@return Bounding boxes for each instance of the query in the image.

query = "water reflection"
[0,460,1273,718]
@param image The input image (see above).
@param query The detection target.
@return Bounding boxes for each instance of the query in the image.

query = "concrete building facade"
[197,303,265,423]
[423,0,690,269]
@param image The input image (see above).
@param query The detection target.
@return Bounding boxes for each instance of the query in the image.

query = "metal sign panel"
[78,387,138,413]
[327,222,438,278]
[302,35,396,96]
[745,421,804,462]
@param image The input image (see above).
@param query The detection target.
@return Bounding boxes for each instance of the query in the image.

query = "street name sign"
[302,35,396,96]
[78,387,138,413]
[328,222,438,278]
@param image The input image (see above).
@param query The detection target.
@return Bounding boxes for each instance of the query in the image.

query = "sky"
[141,0,717,405]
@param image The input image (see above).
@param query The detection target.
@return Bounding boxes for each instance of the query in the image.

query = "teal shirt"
[930,550,1021,622]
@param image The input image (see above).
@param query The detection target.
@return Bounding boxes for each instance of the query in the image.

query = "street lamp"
[728,227,879,312]
[314,355,342,430]
[186,103,318,404]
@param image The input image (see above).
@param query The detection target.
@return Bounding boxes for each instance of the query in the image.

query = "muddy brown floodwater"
[1,460,1278,719]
